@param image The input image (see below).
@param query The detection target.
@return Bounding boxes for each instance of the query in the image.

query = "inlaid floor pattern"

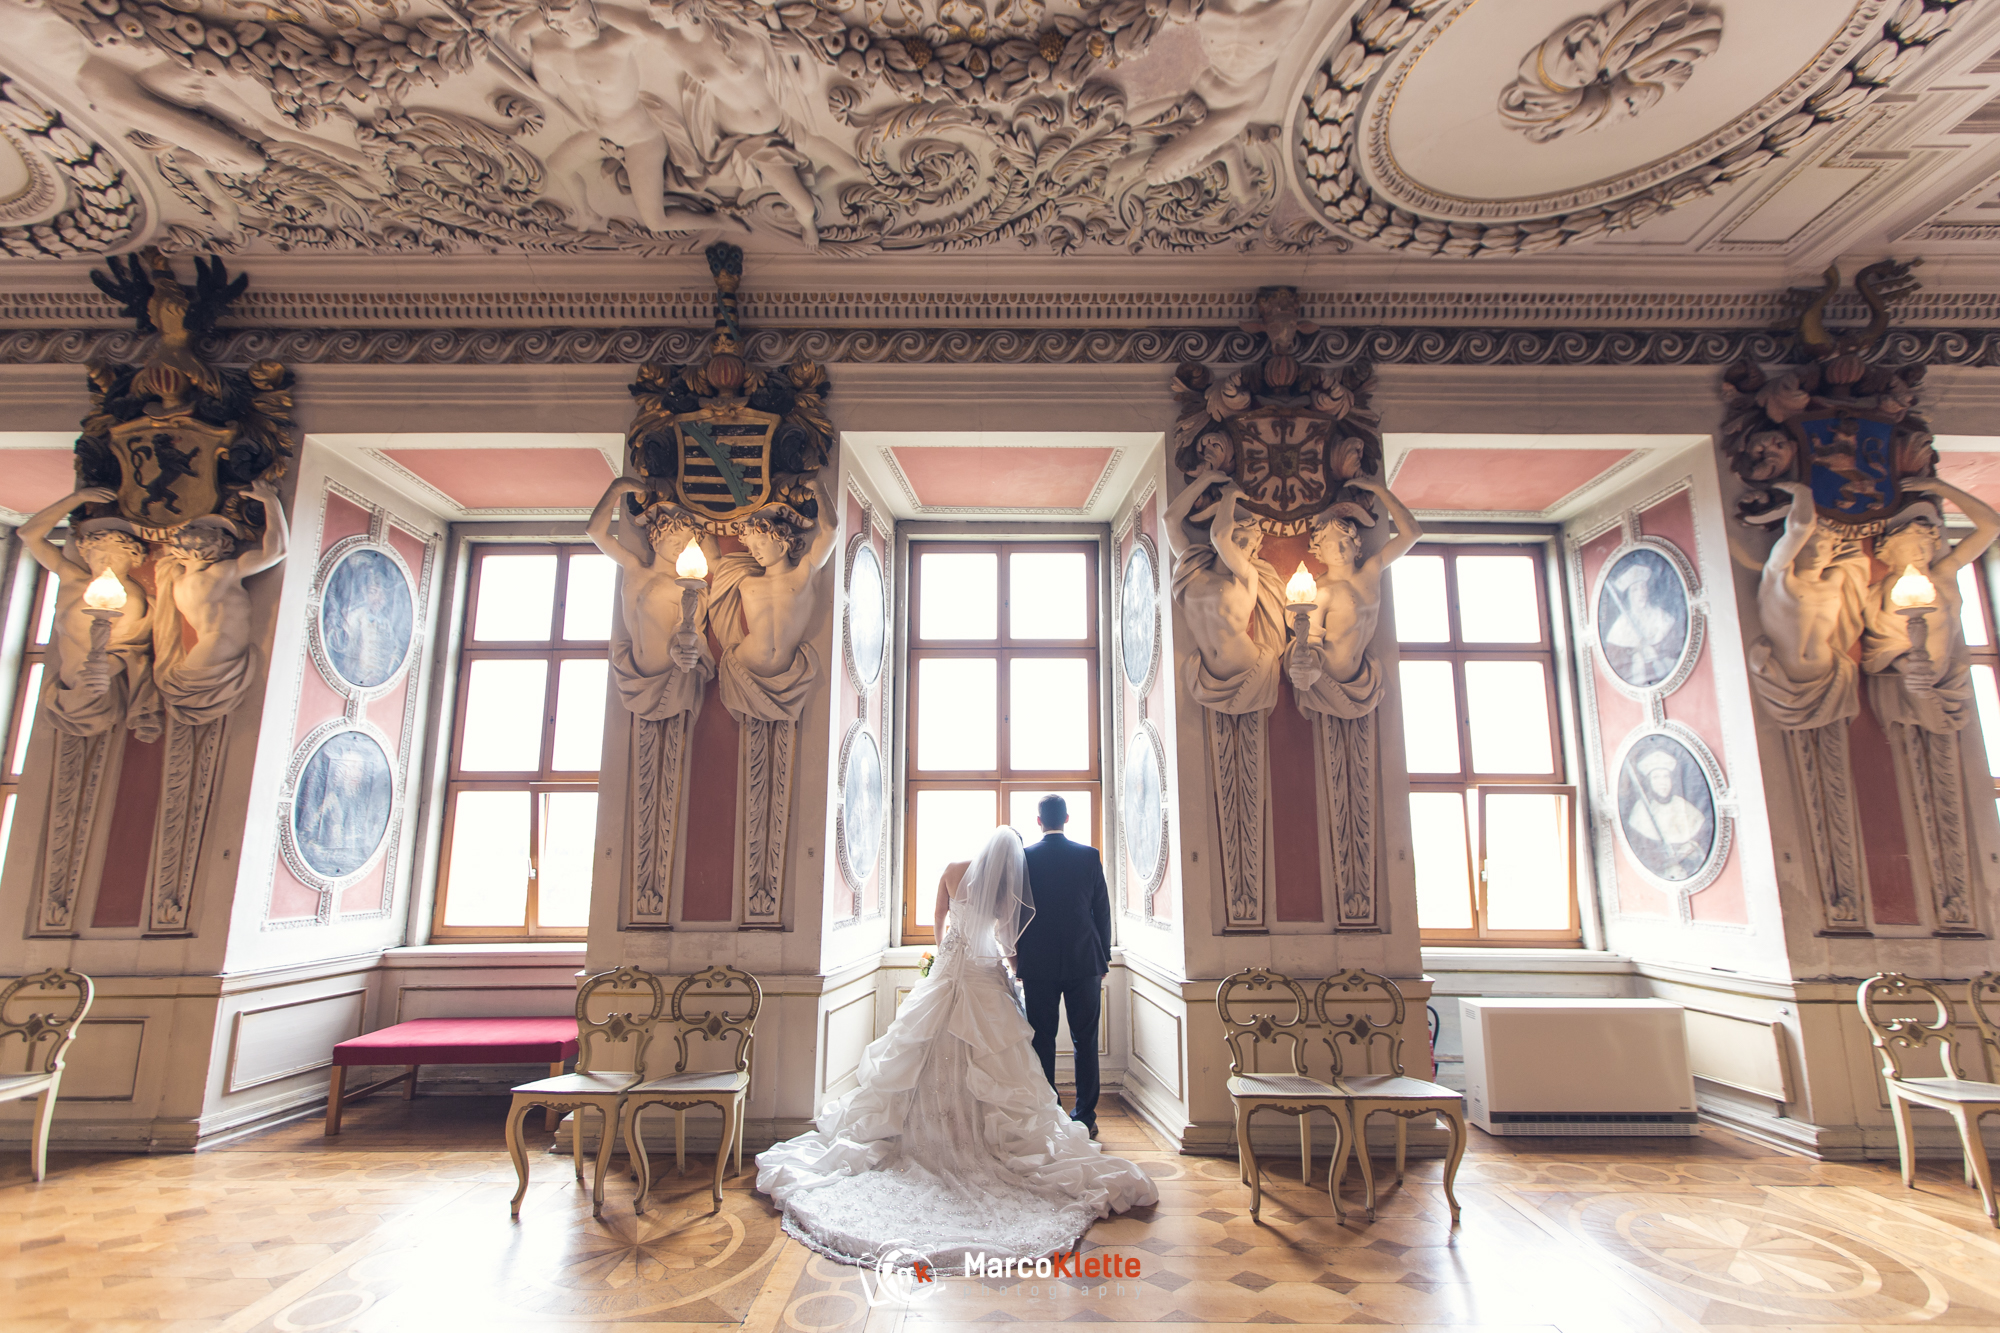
[5,1096,1999,1332]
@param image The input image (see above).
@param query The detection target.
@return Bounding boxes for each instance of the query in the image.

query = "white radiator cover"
[1459,998,1698,1136]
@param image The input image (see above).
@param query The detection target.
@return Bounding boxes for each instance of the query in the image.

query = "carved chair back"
[1216,969,1320,1078]
[1858,973,1970,1083]
[1313,969,1409,1080]
[574,966,669,1076]
[0,969,94,1078]
[1968,972,1999,1072]
[665,966,762,1075]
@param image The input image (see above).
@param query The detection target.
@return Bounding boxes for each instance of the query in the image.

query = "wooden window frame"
[0,565,55,865]
[430,543,605,941]
[1403,543,1581,946]
[902,541,1101,945]
[1961,550,2000,806]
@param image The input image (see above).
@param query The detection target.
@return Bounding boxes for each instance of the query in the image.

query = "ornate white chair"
[505,965,666,1219]
[1858,972,2000,1225]
[619,965,761,1214]
[1217,968,1348,1219]
[0,969,94,1181]
[1315,968,1467,1224]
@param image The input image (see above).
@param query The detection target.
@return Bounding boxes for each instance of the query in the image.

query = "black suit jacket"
[1015,832,1111,983]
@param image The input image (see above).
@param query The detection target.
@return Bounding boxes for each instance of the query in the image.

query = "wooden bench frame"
[326,1060,566,1135]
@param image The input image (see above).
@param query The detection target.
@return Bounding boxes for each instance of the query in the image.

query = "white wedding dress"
[756,828,1158,1273]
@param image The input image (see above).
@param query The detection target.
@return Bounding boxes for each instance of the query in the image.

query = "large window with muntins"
[431,543,616,940]
[0,567,55,866]
[903,541,1100,945]
[1392,542,1579,944]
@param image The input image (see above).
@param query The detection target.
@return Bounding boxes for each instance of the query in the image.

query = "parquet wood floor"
[4,1095,1997,1332]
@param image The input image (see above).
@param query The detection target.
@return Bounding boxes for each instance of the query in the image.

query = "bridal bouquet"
[917,952,935,978]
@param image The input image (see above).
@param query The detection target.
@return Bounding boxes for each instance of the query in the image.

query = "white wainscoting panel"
[1683,1007,1792,1103]
[394,986,576,1022]
[60,1020,145,1101]
[822,990,877,1096]
[1129,986,1183,1099]
[227,989,366,1092]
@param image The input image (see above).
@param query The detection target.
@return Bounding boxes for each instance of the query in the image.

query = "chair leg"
[29,1082,59,1183]
[506,1099,535,1219]
[1440,1107,1467,1226]
[325,1066,345,1137]
[1394,1116,1407,1186]
[1949,1106,1998,1225]
[734,1097,745,1177]
[1354,1107,1379,1218]
[591,1104,618,1219]
[1325,1105,1347,1222]
[1235,1101,1261,1217]
[546,1062,562,1133]
[1889,1091,1919,1189]
[710,1101,731,1213]
[625,1102,653,1216]
[1300,1115,1312,1184]
[572,1104,585,1183]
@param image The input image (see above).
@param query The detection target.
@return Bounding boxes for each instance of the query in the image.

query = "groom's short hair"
[1037,794,1068,829]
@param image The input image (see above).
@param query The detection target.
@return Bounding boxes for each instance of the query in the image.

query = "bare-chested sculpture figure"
[1861,477,2000,732]
[1142,0,1314,187]
[1166,471,1282,714]
[1745,481,1872,729]
[588,478,716,717]
[18,487,161,740]
[1286,476,1421,717]
[151,477,287,725]
[708,478,840,722]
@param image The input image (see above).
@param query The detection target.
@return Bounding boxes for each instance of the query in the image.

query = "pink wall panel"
[91,736,163,928]
[0,450,79,517]
[366,677,411,749]
[1639,490,1698,565]
[268,861,322,921]
[384,448,613,511]
[683,535,746,922]
[1396,449,1634,514]
[323,493,372,546]
[892,446,1114,509]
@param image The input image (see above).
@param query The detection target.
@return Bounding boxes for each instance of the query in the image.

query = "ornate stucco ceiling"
[4,0,2000,301]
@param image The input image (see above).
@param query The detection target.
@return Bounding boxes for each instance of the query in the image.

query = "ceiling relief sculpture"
[0,0,1349,257]
[1298,0,1969,256]
[1496,1,1722,144]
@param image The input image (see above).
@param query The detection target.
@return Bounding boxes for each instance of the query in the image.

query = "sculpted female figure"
[1745,481,1872,729]
[18,487,161,740]
[1165,471,1282,714]
[1286,476,1421,717]
[587,477,714,718]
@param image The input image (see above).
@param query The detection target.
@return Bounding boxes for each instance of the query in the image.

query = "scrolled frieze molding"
[1497,1,1723,143]
[1299,0,1972,256]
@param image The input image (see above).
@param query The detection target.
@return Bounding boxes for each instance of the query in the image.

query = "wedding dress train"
[756,828,1157,1273]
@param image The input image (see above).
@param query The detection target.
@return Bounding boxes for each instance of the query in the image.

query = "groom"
[1014,794,1111,1137]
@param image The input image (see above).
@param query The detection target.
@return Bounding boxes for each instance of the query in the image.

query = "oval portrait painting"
[848,542,886,690]
[320,547,415,690]
[1595,547,1691,691]
[841,727,885,886]
[1123,729,1164,885]
[1615,733,1717,885]
[293,730,395,880]
[1120,542,1157,691]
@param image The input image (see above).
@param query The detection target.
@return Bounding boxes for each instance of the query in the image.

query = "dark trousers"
[1023,974,1102,1125]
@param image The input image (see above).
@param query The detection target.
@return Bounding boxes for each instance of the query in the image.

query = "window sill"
[1422,946,1635,974]
[382,942,588,970]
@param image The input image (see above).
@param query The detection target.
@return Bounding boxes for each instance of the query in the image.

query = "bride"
[756,827,1158,1272]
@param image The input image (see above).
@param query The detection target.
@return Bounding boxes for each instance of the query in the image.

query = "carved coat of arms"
[108,416,229,529]
[1227,408,1340,522]
[1786,412,1900,522]
[671,403,779,523]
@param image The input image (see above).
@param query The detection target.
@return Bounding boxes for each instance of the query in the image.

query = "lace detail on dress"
[756,923,1157,1274]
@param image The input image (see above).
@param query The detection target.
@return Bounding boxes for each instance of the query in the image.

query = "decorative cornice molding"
[11,324,2000,367]
[11,286,2000,330]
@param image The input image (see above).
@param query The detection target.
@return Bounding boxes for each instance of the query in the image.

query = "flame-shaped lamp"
[1284,561,1317,656]
[80,568,127,701]
[1890,562,1939,694]
[672,537,708,668]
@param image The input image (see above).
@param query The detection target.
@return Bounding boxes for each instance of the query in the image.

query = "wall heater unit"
[1459,998,1697,1136]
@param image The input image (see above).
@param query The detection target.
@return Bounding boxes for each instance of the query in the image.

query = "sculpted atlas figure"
[1165,473,1282,714]
[1286,476,1421,717]
[588,477,715,719]
[1746,482,1872,730]
[1861,477,2000,733]
[18,487,161,741]
[152,478,288,725]
[710,476,840,725]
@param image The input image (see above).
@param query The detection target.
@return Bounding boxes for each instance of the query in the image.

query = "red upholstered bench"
[326,1017,580,1136]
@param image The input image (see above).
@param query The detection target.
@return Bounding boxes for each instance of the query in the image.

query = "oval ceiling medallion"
[1294,0,1945,256]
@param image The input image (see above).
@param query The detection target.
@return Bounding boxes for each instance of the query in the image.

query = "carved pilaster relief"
[145,716,225,935]
[30,732,113,936]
